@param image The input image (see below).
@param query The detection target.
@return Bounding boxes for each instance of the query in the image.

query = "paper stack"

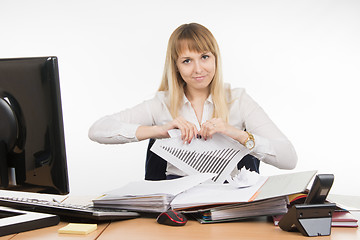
[192,196,288,223]
[93,173,215,212]
[94,194,173,212]
[93,170,317,224]
[169,170,316,223]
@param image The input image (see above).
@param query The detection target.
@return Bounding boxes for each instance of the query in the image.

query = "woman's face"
[176,49,216,94]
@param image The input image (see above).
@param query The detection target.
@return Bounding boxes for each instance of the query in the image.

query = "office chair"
[145,139,260,181]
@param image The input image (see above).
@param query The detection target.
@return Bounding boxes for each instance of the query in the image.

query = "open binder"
[170,170,317,210]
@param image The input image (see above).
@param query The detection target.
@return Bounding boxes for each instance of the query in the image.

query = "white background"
[1,0,359,196]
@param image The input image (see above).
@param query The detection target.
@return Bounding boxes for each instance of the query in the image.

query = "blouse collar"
[183,94,213,105]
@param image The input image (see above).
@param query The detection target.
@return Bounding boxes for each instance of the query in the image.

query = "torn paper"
[150,131,250,183]
[227,168,262,188]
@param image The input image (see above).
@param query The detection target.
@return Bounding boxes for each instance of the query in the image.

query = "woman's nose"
[194,60,203,74]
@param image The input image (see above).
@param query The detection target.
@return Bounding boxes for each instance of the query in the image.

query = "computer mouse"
[156,210,188,226]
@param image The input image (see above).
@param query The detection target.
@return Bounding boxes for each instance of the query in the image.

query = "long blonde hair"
[158,23,229,122]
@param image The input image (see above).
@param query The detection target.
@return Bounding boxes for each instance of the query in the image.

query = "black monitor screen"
[0,57,69,195]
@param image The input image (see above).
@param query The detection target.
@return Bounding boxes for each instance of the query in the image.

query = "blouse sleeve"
[88,94,165,144]
[236,90,298,170]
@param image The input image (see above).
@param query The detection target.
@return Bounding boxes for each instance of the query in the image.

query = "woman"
[89,23,297,178]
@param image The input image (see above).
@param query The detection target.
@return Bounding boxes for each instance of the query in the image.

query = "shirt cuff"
[251,134,276,158]
[114,123,141,142]
[95,122,141,143]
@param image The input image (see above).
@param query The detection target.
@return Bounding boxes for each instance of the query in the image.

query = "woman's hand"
[199,118,227,140]
[160,116,199,144]
[199,118,248,144]
[136,117,198,143]
[137,117,248,145]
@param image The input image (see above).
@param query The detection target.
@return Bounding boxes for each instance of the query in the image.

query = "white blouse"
[89,87,297,175]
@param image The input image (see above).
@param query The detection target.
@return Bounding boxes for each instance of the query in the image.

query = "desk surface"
[1,216,359,240]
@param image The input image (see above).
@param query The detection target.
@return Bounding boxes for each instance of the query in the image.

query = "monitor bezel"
[0,56,69,195]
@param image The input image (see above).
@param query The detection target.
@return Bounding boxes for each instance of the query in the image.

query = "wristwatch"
[244,131,255,150]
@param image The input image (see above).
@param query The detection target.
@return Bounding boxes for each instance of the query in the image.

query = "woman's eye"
[182,59,191,64]
[202,55,209,60]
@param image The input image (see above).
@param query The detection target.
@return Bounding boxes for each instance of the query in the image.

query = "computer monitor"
[0,56,69,195]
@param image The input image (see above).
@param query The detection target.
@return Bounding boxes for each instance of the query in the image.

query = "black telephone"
[279,174,336,237]
[305,174,334,204]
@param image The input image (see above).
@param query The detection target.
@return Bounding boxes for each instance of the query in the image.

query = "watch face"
[246,140,255,149]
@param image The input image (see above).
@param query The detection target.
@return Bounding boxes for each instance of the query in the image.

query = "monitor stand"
[0,206,60,237]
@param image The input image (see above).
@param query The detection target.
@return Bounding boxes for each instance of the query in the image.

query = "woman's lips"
[194,76,205,81]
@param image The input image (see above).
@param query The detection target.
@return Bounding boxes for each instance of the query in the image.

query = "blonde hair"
[158,23,229,122]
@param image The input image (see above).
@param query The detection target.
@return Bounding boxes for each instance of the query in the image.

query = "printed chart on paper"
[151,131,250,183]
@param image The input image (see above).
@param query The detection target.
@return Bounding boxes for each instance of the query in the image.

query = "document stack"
[94,194,174,213]
[93,173,215,213]
[169,171,316,223]
[93,171,317,224]
[191,196,288,223]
